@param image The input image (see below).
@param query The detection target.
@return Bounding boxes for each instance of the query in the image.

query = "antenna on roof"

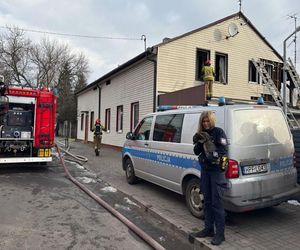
[238,0,242,12]
[141,35,147,51]
[287,13,298,67]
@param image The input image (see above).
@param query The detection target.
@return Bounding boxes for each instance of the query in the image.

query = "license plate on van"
[242,164,268,175]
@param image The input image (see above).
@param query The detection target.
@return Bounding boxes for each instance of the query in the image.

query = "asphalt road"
[0,162,152,250]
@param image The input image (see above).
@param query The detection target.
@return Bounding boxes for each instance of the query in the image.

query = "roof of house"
[155,12,283,61]
[75,50,152,95]
[76,11,283,96]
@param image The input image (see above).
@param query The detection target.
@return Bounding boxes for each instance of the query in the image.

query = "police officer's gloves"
[193,133,201,144]
[193,132,211,144]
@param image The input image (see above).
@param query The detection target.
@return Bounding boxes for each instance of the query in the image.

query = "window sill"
[215,81,228,85]
[248,81,265,85]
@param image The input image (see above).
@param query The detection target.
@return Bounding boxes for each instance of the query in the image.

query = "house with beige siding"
[76,11,285,147]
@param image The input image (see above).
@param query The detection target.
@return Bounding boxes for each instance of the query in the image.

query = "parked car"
[122,104,300,218]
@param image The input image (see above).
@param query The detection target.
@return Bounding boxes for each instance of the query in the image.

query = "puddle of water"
[101,186,117,193]
[158,236,166,242]
[124,197,140,208]
[64,160,85,170]
[76,177,97,184]
[287,200,300,206]
[114,204,131,211]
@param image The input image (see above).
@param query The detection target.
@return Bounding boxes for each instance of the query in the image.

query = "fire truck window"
[134,116,153,141]
[153,114,184,143]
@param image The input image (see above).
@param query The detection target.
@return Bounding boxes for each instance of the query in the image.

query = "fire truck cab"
[0,80,56,164]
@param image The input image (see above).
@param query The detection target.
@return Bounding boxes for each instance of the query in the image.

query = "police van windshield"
[232,109,290,146]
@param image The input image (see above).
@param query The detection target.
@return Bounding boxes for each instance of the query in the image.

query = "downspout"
[146,48,157,112]
[97,83,101,119]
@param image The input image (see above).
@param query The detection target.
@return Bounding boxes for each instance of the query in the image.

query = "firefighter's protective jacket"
[92,123,105,136]
[201,66,215,81]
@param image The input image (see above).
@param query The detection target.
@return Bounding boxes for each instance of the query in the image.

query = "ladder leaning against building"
[251,58,300,130]
[286,57,300,91]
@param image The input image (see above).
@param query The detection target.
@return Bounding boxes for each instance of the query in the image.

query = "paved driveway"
[68,140,300,250]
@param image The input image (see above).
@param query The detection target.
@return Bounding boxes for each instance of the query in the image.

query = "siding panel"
[100,60,154,147]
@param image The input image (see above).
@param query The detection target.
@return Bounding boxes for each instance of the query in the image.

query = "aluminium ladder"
[251,58,300,129]
[287,57,300,90]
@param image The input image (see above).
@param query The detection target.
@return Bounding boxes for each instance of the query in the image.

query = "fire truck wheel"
[185,178,204,218]
[125,159,138,184]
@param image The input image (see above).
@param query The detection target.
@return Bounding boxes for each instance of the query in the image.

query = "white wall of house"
[156,15,282,100]
[76,13,284,147]
[100,59,155,147]
[77,88,99,142]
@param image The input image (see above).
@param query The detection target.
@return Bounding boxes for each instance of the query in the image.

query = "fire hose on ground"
[55,144,166,250]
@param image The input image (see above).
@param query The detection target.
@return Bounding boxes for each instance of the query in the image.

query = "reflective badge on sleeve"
[220,138,227,145]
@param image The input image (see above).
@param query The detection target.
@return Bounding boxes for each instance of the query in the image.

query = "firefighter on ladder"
[92,118,105,156]
[201,60,215,102]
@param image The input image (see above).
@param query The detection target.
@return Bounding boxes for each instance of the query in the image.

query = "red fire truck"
[0,80,56,164]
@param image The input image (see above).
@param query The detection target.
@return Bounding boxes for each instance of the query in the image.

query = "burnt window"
[215,53,228,84]
[195,49,210,81]
[249,61,260,83]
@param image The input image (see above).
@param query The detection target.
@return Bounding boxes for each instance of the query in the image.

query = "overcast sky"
[0,0,299,84]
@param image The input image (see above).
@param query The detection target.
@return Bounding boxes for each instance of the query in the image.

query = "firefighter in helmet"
[92,118,105,156]
[201,60,215,101]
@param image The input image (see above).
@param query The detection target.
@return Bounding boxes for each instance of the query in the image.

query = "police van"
[122,103,300,218]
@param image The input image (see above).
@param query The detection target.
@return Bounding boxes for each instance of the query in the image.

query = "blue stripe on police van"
[123,147,201,170]
[270,155,293,172]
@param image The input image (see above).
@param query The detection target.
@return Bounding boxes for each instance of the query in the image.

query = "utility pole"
[287,14,298,67]
[283,26,300,115]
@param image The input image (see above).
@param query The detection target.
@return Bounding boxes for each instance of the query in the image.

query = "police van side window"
[153,114,184,143]
[134,116,153,140]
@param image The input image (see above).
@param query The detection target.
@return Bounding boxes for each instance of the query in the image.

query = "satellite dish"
[228,23,239,37]
[213,29,222,42]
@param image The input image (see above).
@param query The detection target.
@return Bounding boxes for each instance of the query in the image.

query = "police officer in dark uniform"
[189,110,228,246]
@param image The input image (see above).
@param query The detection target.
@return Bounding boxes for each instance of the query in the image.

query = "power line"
[0,25,142,41]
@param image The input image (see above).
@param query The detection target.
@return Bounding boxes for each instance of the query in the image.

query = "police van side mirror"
[126,132,136,140]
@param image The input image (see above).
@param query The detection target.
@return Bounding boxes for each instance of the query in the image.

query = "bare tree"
[0,26,89,90]
[0,26,89,134]
[0,26,33,87]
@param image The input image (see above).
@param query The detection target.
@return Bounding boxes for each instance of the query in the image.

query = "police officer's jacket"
[193,127,228,172]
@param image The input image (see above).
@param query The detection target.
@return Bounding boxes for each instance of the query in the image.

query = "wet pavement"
[65,139,300,250]
[0,164,150,250]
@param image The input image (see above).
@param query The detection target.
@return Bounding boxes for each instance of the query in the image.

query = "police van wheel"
[185,178,204,218]
[125,159,138,184]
